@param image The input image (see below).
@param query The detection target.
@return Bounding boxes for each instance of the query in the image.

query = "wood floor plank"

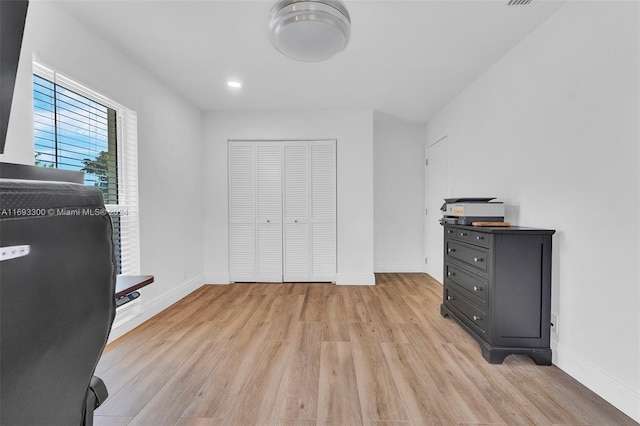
[323,287,348,322]
[266,295,305,341]
[300,284,326,322]
[400,323,505,425]
[221,341,291,425]
[279,322,322,420]
[317,341,363,425]
[353,293,409,344]
[93,415,133,426]
[443,343,553,425]
[95,275,636,426]
[321,319,350,342]
[128,339,222,425]
[343,286,372,323]
[96,320,220,417]
[500,354,638,426]
[381,343,459,425]
[179,321,272,420]
[96,339,175,396]
[348,323,409,422]
[213,295,266,340]
[97,315,171,371]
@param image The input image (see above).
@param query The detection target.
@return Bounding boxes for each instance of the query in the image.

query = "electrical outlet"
[550,313,558,334]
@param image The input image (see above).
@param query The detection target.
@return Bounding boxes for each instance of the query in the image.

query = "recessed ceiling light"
[227,81,242,88]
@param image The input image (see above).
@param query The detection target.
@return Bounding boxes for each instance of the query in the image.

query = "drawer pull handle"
[473,257,483,262]
[447,230,454,234]
[448,271,455,277]
[473,315,482,321]
[447,295,454,301]
[460,232,467,237]
[448,248,455,253]
[473,286,482,291]
[267,219,270,223]
[476,236,484,240]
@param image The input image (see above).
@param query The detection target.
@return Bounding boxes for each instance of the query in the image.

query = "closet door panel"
[310,141,336,281]
[283,143,309,220]
[311,222,336,278]
[229,222,256,281]
[256,222,282,282]
[283,222,310,281]
[256,144,283,221]
[255,143,283,282]
[283,143,310,280]
[229,143,256,281]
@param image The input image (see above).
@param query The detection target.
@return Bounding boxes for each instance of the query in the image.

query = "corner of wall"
[107,273,206,343]
[336,273,376,286]
[552,340,640,422]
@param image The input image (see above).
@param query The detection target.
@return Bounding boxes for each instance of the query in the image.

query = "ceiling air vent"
[508,0,533,4]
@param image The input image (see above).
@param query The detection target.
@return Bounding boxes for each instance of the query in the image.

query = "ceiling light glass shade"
[269,0,351,62]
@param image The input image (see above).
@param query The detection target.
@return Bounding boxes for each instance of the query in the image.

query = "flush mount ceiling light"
[268,0,351,62]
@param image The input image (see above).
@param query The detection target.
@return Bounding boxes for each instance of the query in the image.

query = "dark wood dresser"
[440,224,555,364]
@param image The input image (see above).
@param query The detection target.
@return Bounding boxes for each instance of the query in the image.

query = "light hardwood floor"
[94,273,637,426]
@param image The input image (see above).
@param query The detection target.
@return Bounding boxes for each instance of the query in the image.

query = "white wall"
[373,112,426,272]
[426,1,639,421]
[1,2,206,341]
[203,109,375,285]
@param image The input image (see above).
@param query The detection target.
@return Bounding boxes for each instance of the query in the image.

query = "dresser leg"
[440,303,451,318]
[482,345,552,365]
[482,347,510,364]
[528,350,552,366]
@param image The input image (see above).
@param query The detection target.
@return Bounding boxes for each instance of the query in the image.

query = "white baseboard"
[374,263,425,273]
[203,272,375,285]
[552,340,640,422]
[204,273,230,284]
[107,273,206,343]
[335,273,376,286]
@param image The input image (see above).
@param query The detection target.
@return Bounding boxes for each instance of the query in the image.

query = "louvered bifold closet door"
[229,140,335,283]
[310,140,336,281]
[255,143,283,282]
[228,142,256,282]
[283,142,310,281]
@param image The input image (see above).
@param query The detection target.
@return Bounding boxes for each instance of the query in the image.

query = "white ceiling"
[58,0,565,124]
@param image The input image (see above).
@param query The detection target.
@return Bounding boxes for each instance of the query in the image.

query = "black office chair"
[0,178,116,425]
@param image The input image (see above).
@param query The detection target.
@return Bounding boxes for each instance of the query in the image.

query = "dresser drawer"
[445,240,489,273]
[444,227,490,248]
[470,231,489,247]
[445,263,488,305]
[445,227,470,242]
[444,286,487,334]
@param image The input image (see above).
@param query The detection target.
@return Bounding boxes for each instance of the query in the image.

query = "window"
[33,61,140,276]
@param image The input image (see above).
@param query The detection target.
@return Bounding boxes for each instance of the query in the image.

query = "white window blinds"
[32,61,141,276]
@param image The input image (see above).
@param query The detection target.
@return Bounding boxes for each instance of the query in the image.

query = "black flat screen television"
[0,1,29,154]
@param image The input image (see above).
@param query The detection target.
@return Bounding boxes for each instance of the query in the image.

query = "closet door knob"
[473,286,481,291]
[473,257,483,262]
[473,315,482,321]
[447,295,454,301]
